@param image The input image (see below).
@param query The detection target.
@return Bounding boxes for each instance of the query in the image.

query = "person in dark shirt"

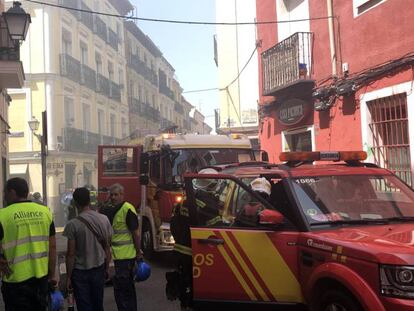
[100,183,142,311]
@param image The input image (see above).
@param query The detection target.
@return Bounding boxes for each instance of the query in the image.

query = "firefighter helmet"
[193,168,219,192]
[250,177,271,196]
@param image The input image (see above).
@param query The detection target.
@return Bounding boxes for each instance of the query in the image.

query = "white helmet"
[250,177,271,196]
[193,168,219,192]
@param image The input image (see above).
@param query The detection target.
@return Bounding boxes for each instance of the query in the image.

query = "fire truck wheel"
[317,289,362,311]
[141,218,154,259]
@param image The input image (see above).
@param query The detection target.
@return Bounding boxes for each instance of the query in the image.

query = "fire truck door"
[188,176,303,304]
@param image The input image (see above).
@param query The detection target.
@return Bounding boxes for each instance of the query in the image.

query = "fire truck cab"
[98,133,256,257]
[182,151,414,310]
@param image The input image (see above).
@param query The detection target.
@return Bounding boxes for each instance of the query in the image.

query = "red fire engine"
[97,133,257,257]
[181,151,414,310]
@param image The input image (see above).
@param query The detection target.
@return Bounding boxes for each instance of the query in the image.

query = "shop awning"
[10,164,28,177]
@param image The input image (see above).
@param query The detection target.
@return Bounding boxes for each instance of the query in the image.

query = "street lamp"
[28,115,47,205]
[3,1,31,41]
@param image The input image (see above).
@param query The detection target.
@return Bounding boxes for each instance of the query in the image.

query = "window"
[102,147,137,176]
[95,52,102,74]
[80,42,88,65]
[108,61,114,81]
[98,109,104,135]
[353,0,386,16]
[64,97,74,127]
[367,93,412,186]
[283,127,313,152]
[121,117,127,138]
[82,103,91,132]
[110,113,116,137]
[118,68,124,86]
[62,29,72,55]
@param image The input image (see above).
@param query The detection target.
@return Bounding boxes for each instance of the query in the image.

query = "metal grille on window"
[368,93,412,187]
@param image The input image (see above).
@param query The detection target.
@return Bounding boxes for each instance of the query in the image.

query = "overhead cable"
[24,0,333,26]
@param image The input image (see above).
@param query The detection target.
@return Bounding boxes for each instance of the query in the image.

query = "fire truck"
[97,133,258,257]
[177,151,414,310]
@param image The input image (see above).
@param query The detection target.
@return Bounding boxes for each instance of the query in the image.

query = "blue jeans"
[113,259,137,311]
[72,264,105,311]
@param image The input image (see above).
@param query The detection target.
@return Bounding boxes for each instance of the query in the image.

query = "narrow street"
[0,231,181,310]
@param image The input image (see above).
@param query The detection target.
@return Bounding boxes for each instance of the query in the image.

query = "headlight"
[380,265,414,299]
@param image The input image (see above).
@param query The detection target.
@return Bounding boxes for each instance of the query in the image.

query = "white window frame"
[360,81,414,174]
[353,0,387,17]
[281,125,315,152]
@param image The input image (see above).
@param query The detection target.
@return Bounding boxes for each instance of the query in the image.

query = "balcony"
[62,127,118,154]
[80,64,96,90]
[159,84,174,100]
[59,0,80,19]
[109,81,121,102]
[174,102,184,114]
[129,97,142,114]
[96,73,110,96]
[107,29,118,51]
[261,32,314,96]
[160,118,176,129]
[60,54,81,82]
[93,15,107,42]
[128,55,158,86]
[80,2,93,30]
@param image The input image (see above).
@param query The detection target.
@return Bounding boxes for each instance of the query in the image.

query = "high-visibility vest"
[111,202,137,260]
[0,202,52,283]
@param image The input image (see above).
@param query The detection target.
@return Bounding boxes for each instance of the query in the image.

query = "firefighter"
[167,168,223,310]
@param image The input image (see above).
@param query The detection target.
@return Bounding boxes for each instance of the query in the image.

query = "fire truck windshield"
[291,174,414,226]
[165,148,254,184]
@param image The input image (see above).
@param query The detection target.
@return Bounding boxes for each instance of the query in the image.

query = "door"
[186,175,303,304]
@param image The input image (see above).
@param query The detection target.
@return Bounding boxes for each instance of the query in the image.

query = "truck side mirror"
[261,151,269,162]
[140,152,149,175]
[258,209,284,226]
[139,174,149,186]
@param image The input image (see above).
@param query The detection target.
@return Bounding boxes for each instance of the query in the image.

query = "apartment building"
[257,0,414,185]
[7,0,132,225]
[0,0,27,205]
[215,0,259,137]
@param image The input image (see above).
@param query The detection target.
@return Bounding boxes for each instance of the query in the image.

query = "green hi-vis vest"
[0,202,52,283]
[111,202,137,260]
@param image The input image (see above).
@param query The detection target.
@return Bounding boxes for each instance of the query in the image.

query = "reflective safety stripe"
[8,251,48,265]
[2,235,49,250]
[206,216,222,226]
[196,199,206,208]
[112,240,134,246]
[113,229,130,234]
[174,243,192,256]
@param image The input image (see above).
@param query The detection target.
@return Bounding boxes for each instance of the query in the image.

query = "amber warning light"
[279,151,367,162]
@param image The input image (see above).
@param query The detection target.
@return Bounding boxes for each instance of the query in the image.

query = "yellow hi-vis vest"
[111,202,137,260]
[0,202,52,283]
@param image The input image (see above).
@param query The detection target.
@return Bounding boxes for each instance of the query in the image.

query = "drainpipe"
[327,0,337,76]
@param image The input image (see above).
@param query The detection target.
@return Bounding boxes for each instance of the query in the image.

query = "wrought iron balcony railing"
[62,127,118,154]
[159,84,174,100]
[96,73,110,96]
[60,54,81,82]
[80,64,96,90]
[174,102,184,113]
[59,0,80,19]
[261,32,313,96]
[109,81,121,102]
[80,1,93,30]
[93,15,107,42]
[107,29,118,51]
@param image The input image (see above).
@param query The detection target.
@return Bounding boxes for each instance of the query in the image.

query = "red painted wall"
[257,0,414,162]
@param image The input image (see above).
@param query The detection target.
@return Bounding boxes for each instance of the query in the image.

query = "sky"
[131,0,219,130]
